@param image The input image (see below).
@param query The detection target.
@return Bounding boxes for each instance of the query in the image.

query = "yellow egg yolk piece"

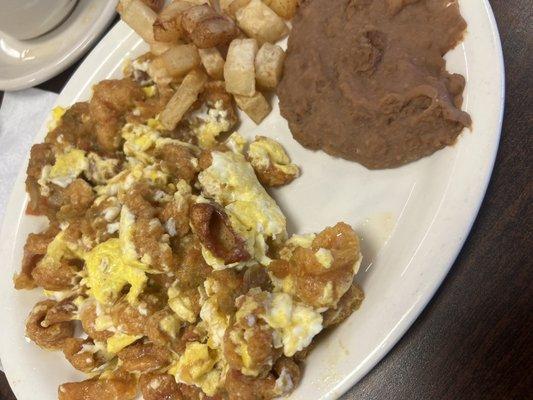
[84,238,148,306]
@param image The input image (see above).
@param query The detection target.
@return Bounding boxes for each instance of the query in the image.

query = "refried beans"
[278,0,472,169]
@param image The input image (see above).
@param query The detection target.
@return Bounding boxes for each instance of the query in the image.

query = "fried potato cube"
[141,0,164,12]
[118,0,158,43]
[234,91,272,124]
[220,0,234,12]
[199,47,225,79]
[222,0,251,18]
[153,1,212,42]
[186,0,212,4]
[160,44,201,77]
[160,69,208,130]
[152,1,189,42]
[224,38,258,96]
[235,0,289,44]
[147,57,173,87]
[255,43,285,89]
[263,0,299,19]
[181,4,239,48]
[149,40,174,56]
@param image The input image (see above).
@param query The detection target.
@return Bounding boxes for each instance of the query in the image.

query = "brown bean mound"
[278,0,472,169]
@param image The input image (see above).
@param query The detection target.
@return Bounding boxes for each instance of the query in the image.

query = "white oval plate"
[0,0,118,91]
[0,1,504,399]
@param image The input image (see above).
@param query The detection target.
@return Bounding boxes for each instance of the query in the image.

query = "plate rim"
[0,0,505,398]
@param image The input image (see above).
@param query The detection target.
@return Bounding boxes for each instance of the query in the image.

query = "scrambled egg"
[84,238,148,306]
[247,137,299,177]
[122,122,199,168]
[159,314,181,339]
[262,292,323,357]
[48,106,66,130]
[225,132,247,154]
[315,248,334,268]
[122,123,160,164]
[22,56,365,400]
[198,151,287,268]
[119,205,138,261]
[227,327,260,376]
[169,341,222,396]
[168,285,198,323]
[191,101,231,149]
[199,297,229,349]
[277,233,316,264]
[37,231,82,273]
[85,153,119,185]
[38,148,88,194]
[142,85,157,98]
[106,332,142,354]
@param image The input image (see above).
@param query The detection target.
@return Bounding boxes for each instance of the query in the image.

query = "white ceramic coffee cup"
[0,0,78,40]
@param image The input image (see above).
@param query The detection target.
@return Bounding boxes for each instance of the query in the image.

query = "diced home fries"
[255,43,285,89]
[141,0,164,12]
[181,4,239,49]
[224,38,258,96]
[235,0,289,44]
[152,1,191,42]
[160,69,207,129]
[198,47,225,80]
[118,0,158,43]
[263,0,299,19]
[223,0,251,18]
[160,43,200,77]
[15,2,366,399]
[234,91,272,124]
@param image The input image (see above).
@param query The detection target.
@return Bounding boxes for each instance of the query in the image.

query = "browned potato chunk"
[263,0,299,19]
[142,0,164,12]
[149,41,174,56]
[224,38,258,96]
[186,0,212,4]
[198,47,225,79]
[234,91,272,124]
[235,0,289,44]
[147,57,173,86]
[223,0,251,18]
[160,69,208,129]
[220,0,234,13]
[152,1,189,42]
[160,44,200,77]
[181,4,239,48]
[255,42,285,89]
[118,0,158,43]
[152,1,210,43]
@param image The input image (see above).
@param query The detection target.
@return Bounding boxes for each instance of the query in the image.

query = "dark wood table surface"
[1,1,531,399]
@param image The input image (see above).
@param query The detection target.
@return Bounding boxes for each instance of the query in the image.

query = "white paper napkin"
[0,89,57,374]
[0,88,58,227]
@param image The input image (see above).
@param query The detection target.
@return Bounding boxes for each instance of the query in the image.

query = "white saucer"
[0,0,118,91]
